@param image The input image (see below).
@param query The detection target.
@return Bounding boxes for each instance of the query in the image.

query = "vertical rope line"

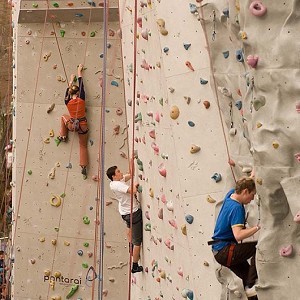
[127,0,138,298]
[96,1,109,299]
[199,6,236,183]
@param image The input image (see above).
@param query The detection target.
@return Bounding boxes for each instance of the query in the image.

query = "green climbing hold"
[60,193,66,198]
[83,242,89,247]
[54,137,61,146]
[66,284,79,299]
[90,31,96,37]
[60,29,66,37]
[159,98,163,106]
[32,3,38,8]
[136,158,143,171]
[52,2,59,8]
[144,223,151,231]
[28,170,32,175]
[137,185,143,193]
[83,216,90,225]
[82,262,88,268]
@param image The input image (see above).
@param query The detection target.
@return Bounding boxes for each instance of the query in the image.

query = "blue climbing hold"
[183,43,191,50]
[77,250,83,256]
[236,49,244,62]
[163,47,169,54]
[235,100,242,110]
[75,13,84,17]
[111,80,119,87]
[189,3,197,14]
[211,172,222,183]
[185,214,194,224]
[188,121,195,127]
[200,78,208,85]
[223,8,229,18]
[223,51,229,59]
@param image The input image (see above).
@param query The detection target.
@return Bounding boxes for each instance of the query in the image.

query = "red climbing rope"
[199,6,237,183]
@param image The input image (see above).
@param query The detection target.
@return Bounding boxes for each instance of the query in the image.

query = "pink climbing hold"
[158,163,167,177]
[228,158,236,167]
[137,17,142,28]
[155,112,160,123]
[141,59,150,70]
[145,211,150,220]
[149,129,156,139]
[295,102,300,113]
[293,210,300,223]
[151,142,159,155]
[161,194,166,204]
[141,28,149,40]
[246,55,259,68]
[177,267,184,277]
[249,1,267,17]
[169,219,178,229]
[294,153,300,163]
[279,245,293,257]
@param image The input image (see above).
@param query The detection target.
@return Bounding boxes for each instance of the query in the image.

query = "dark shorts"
[121,209,143,246]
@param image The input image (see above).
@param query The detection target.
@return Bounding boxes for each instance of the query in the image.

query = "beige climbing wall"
[12,1,130,299]
[120,0,300,300]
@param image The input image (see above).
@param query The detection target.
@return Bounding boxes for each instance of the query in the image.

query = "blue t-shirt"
[212,189,245,251]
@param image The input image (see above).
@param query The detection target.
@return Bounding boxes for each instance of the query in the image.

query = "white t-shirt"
[110,180,139,215]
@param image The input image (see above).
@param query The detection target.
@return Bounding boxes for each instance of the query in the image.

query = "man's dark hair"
[235,177,256,194]
[106,166,117,181]
[0,251,4,255]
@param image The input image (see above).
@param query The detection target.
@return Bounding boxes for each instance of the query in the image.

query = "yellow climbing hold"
[64,241,70,246]
[272,141,279,149]
[49,129,54,137]
[39,237,45,242]
[44,137,50,144]
[51,239,57,245]
[50,195,62,207]
[206,195,216,203]
[256,122,262,128]
[44,269,51,276]
[181,224,187,235]
[190,144,201,154]
[54,271,61,278]
[149,188,154,198]
[170,105,180,120]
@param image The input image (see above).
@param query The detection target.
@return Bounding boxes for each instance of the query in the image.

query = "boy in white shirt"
[106,166,143,273]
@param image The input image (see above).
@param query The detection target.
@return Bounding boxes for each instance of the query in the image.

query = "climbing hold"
[206,195,216,203]
[83,216,90,225]
[293,210,300,223]
[181,224,187,235]
[151,142,159,155]
[149,129,156,139]
[183,43,191,50]
[229,128,237,136]
[166,200,174,211]
[189,3,198,14]
[66,163,72,169]
[87,0,96,6]
[52,239,57,245]
[144,223,151,231]
[54,271,61,278]
[50,195,62,207]
[188,121,195,127]
[141,28,149,40]
[294,153,300,163]
[66,284,79,299]
[239,31,248,39]
[30,258,36,264]
[279,245,293,257]
[236,49,244,62]
[158,163,167,177]
[185,215,194,224]
[158,208,163,220]
[44,269,51,276]
[161,194,166,204]
[190,144,200,154]
[59,29,65,37]
[32,3,38,8]
[223,51,229,58]
[64,241,70,246]
[181,288,194,300]
[203,101,210,109]
[49,129,54,137]
[28,170,32,175]
[249,1,267,17]
[222,8,229,17]
[145,211,150,220]
[177,267,184,277]
[247,55,259,68]
[253,95,266,111]
[228,158,236,166]
[47,103,55,113]
[235,100,242,110]
[170,106,180,119]
[39,237,45,242]
[90,31,96,37]
[185,61,194,71]
[136,158,144,171]
[83,242,89,247]
[137,185,143,193]
[52,2,59,8]
[272,141,279,149]
[82,262,88,268]
[200,78,208,85]
[184,96,191,104]
[163,47,169,54]
[77,250,83,256]
[218,86,232,97]
[155,112,160,122]
[169,219,178,229]
[111,80,119,87]
[169,87,175,93]
[211,173,222,182]
[137,17,142,28]
[157,19,168,36]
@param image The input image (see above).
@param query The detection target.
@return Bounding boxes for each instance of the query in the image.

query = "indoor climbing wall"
[12,1,130,299]
[120,0,300,300]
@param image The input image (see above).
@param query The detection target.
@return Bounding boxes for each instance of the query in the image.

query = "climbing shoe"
[131,265,143,273]
[81,166,87,176]
[58,136,67,142]
[245,285,257,298]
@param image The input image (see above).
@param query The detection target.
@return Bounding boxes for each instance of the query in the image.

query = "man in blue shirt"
[210,177,260,299]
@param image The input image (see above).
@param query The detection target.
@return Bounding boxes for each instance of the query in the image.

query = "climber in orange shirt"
[57,64,89,178]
